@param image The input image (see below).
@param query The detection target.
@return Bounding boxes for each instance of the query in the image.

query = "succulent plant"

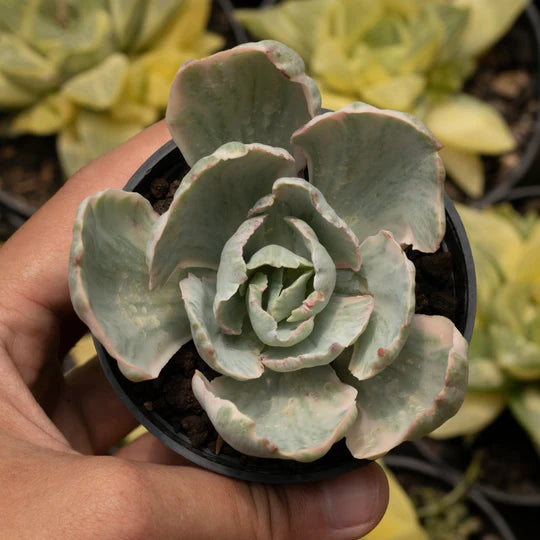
[0,0,223,176]
[431,203,540,453]
[236,0,528,198]
[69,40,468,462]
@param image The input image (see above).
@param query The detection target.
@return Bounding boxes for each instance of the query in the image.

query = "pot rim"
[97,138,476,484]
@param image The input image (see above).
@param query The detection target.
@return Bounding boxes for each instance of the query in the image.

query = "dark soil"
[419,411,540,498]
[129,173,459,457]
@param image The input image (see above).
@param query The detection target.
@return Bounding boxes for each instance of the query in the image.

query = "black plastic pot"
[94,138,476,484]
[383,455,517,540]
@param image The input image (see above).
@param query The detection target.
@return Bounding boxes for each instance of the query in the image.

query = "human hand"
[0,122,388,539]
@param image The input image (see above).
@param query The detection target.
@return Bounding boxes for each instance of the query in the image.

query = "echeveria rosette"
[69,40,468,463]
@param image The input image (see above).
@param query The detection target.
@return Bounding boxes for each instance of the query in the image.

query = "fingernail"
[322,463,388,537]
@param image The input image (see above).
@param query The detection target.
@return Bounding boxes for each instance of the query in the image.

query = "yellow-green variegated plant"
[0,0,223,177]
[236,0,528,198]
[431,203,540,453]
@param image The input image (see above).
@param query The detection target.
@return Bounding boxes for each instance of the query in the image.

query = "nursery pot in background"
[95,139,477,484]
[383,455,517,540]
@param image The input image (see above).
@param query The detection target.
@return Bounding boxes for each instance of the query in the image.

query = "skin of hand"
[0,121,389,540]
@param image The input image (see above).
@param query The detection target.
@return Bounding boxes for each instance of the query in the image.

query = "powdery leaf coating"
[147,142,296,289]
[349,230,416,380]
[292,103,446,252]
[342,314,468,460]
[262,293,374,372]
[192,366,358,461]
[249,177,362,271]
[69,189,191,381]
[166,40,321,167]
[180,275,264,381]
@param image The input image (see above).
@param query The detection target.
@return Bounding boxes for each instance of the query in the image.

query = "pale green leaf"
[192,366,358,461]
[166,40,321,167]
[69,189,191,381]
[180,275,263,381]
[349,231,415,380]
[292,103,445,251]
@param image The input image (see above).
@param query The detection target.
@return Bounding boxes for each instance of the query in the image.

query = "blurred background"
[0,1,538,538]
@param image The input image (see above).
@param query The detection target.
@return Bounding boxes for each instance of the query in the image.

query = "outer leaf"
[349,231,415,381]
[292,103,445,252]
[69,189,191,381]
[166,40,321,167]
[108,0,146,50]
[425,94,515,155]
[147,142,296,289]
[252,177,362,271]
[343,315,468,459]
[180,275,263,381]
[62,53,129,110]
[429,391,506,439]
[192,366,358,461]
[262,294,374,372]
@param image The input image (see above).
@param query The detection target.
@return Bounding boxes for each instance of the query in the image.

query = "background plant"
[0,0,223,176]
[236,0,528,198]
[431,203,540,453]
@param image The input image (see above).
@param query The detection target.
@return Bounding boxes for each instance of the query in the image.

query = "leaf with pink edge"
[349,231,415,381]
[262,294,374,372]
[180,274,263,380]
[147,142,296,289]
[292,103,445,251]
[166,40,321,167]
[340,314,468,460]
[192,365,358,461]
[69,189,191,381]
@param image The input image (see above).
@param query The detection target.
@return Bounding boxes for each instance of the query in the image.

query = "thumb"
[143,461,389,540]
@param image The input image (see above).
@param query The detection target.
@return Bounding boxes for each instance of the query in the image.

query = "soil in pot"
[110,166,467,472]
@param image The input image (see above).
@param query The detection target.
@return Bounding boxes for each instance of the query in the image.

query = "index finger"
[0,121,171,349]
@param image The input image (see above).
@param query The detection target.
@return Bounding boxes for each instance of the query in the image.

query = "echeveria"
[431,203,540,453]
[69,40,468,462]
